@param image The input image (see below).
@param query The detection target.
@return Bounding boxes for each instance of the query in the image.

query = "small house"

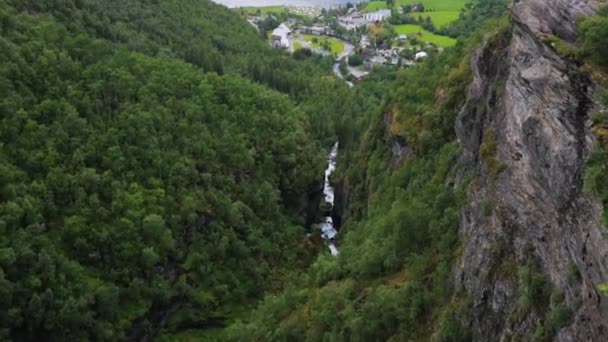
[271,23,291,49]
[364,9,391,23]
[415,51,428,60]
[350,68,369,81]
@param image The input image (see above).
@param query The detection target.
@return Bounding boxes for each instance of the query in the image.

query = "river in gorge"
[319,142,339,255]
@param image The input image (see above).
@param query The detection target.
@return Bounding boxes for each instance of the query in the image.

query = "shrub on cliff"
[578,6,608,68]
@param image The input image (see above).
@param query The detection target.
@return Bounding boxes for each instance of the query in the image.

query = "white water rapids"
[320,142,339,255]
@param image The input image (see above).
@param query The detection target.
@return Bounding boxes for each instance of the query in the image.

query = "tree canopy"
[0,0,338,339]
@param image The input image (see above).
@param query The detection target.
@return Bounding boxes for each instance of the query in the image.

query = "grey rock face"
[384,111,413,167]
[454,0,608,340]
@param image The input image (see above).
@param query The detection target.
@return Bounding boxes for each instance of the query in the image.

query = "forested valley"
[2,0,608,341]
[0,0,379,339]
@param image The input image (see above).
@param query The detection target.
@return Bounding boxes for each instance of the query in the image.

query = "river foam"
[320,142,339,255]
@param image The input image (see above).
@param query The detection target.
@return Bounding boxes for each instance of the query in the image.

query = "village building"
[370,55,387,65]
[364,9,391,22]
[338,9,392,31]
[300,25,326,35]
[338,13,367,31]
[349,68,368,81]
[415,51,428,60]
[360,35,371,49]
[271,23,291,49]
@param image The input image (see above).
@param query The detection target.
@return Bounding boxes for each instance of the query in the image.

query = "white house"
[338,13,367,31]
[415,51,428,60]
[364,9,391,22]
[370,55,387,65]
[350,68,369,80]
[271,23,291,49]
[360,35,371,48]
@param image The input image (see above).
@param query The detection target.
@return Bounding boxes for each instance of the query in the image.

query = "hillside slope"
[0,0,331,340]
[9,0,312,93]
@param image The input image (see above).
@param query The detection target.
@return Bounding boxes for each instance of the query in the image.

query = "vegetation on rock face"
[581,6,608,228]
[480,128,507,179]
[578,6,608,69]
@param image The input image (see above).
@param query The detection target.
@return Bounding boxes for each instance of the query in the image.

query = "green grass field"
[362,1,463,27]
[413,11,460,27]
[364,0,467,12]
[240,6,285,15]
[301,34,345,55]
[394,24,456,47]
[396,0,468,11]
[362,1,389,12]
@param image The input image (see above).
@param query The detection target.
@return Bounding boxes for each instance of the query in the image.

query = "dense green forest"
[5,0,583,340]
[0,0,358,339]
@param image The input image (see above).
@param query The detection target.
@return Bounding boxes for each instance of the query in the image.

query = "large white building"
[364,9,391,22]
[415,51,428,60]
[338,9,392,31]
[338,13,367,31]
[271,23,291,49]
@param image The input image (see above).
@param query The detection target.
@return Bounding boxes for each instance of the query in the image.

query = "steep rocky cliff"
[454,0,608,340]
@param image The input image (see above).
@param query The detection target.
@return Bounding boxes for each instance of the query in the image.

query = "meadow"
[301,34,345,55]
[413,11,460,27]
[362,1,388,12]
[239,5,285,15]
[394,24,457,47]
[396,0,468,11]
[363,0,464,27]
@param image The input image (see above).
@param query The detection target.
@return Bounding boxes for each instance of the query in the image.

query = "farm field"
[363,1,463,27]
[239,5,319,18]
[414,11,460,27]
[362,1,388,12]
[394,24,457,47]
[396,0,468,11]
[239,6,285,15]
[300,34,345,55]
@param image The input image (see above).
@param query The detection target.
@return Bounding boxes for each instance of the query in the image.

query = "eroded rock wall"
[454,0,608,340]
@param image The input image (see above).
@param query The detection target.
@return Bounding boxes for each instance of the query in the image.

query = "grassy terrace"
[413,11,460,27]
[362,0,465,26]
[238,5,319,18]
[239,6,285,15]
[396,0,468,11]
[362,1,389,12]
[300,34,345,55]
[394,24,457,47]
[361,0,464,47]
